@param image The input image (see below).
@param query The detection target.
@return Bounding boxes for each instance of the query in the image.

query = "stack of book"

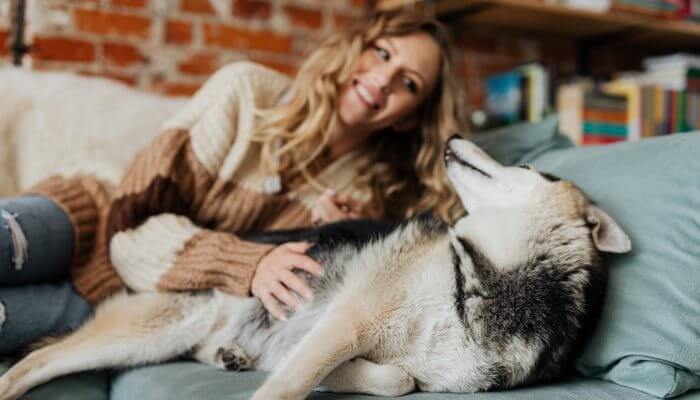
[690,0,700,20]
[642,52,700,90]
[557,53,700,146]
[484,63,549,126]
[582,91,629,145]
[639,80,700,136]
[610,0,700,20]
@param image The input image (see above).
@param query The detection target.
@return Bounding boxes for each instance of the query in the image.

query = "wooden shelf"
[378,0,700,50]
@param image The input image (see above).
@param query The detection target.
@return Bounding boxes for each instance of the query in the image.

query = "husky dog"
[0,136,631,400]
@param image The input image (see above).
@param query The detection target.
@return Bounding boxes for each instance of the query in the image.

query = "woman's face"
[337,30,441,134]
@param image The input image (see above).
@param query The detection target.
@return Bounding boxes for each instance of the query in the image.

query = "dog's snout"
[448,133,464,143]
[444,145,455,163]
[444,134,465,162]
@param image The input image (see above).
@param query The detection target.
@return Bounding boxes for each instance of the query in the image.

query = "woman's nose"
[369,63,398,92]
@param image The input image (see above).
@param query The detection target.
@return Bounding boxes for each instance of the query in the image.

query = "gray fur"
[0,138,631,400]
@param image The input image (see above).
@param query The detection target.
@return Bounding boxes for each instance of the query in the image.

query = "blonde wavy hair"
[254,9,468,222]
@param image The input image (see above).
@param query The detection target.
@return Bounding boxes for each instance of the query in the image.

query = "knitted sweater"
[28,62,373,304]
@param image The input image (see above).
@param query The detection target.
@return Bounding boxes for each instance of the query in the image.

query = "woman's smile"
[352,79,382,111]
[337,31,440,133]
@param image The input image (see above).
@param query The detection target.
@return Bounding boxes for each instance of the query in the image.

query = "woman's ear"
[392,115,419,132]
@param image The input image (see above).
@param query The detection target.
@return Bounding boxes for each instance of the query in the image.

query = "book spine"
[582,109,628,124]
[582,135,626,146]
[583,122,629,136]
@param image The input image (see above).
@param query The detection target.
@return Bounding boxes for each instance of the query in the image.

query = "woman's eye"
[403,77,418,94]
[518,164,531,170]
[373,45,390,61]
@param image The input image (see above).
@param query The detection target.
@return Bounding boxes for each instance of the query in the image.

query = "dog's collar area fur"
[450,243,467,323]
[450,236,492,327]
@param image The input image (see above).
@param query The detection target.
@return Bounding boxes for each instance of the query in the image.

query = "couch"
[1,68,698,400]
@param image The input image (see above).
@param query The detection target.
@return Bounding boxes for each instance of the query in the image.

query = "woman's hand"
[251,242,323,320]
[311,190,365,225]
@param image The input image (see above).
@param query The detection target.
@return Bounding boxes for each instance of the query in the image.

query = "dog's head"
[443,135,630,263]
[442,135,631,387]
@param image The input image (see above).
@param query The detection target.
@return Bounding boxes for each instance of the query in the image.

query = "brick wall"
[7,0,365,96]
[0,1,647,110]
[454,27,579,111]
[0,1,10,60]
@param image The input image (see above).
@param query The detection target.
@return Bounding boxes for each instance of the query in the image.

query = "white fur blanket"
[0,68,187,197]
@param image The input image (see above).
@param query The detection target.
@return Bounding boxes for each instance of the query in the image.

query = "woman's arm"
[106,131,275,296]
[106,62,292,297]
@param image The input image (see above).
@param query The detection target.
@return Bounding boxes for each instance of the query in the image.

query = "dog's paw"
[216,345,252,371]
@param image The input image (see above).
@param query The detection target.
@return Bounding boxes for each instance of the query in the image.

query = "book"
[521,63,549,123]
[583,122,629,136]
[564,0,611,12]
[643,53,700,72]
[582,90,628,145]
[690,0,700,20]
[603,79,643,140]
[582,135,627,145]
[557,81,592,145]
[610,0,681,17]
[484,63,550,127]
[485,70,523,125]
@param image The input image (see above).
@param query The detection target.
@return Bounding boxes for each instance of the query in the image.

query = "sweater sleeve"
[106,63,289,296]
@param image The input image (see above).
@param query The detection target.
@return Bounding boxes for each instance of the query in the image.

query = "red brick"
[181,0,215,14]
[478,59,519,77]
[103,42,143,66]
[460,59,480,83]
[497,38,537,62]
[203,24,293,53]
[284,6,323,30]
[165,20,193,45]
[79,70,137,86]
[233,0,272,19]
[111,0,148,7]
[332,13,353,29]
[74,9,151,39]
[249,58,297,77]
[0,30,8,56]
[458,35,498,54]
[349,0,367,9]
[155,81,202,97]
[540,41,576,64]
[33,36,95,62]
[178,53,219,75]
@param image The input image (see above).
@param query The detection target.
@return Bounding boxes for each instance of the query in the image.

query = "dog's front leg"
[318,358,415,396]
[251,305,371,400]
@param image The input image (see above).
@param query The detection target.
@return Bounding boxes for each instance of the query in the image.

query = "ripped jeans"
[0,195,91,355]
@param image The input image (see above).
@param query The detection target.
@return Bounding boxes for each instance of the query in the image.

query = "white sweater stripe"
[110,214,200,292]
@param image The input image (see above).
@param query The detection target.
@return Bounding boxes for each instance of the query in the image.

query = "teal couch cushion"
[0,362,109,399]
[530,134,700,398]
[469,115,573,166]
[112,362,683,400]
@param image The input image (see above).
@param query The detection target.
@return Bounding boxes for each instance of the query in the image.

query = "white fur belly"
[213,291,327,371]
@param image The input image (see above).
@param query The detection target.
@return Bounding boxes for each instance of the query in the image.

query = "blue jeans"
[0,195,91,355]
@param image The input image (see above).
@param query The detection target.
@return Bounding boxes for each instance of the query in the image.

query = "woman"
[0,9,467,354]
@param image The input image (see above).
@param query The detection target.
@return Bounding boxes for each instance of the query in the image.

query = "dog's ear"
[586,205,631,254]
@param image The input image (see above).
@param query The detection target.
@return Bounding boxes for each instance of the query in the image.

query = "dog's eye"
[518,164,531,170]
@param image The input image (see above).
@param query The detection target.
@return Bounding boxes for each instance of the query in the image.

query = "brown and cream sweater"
[28,62,373,304]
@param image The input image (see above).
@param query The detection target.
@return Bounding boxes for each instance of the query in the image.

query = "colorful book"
[582,136,626,145]
[603,79,643,140]
[583,122,629,136]
[485,70,523,125]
